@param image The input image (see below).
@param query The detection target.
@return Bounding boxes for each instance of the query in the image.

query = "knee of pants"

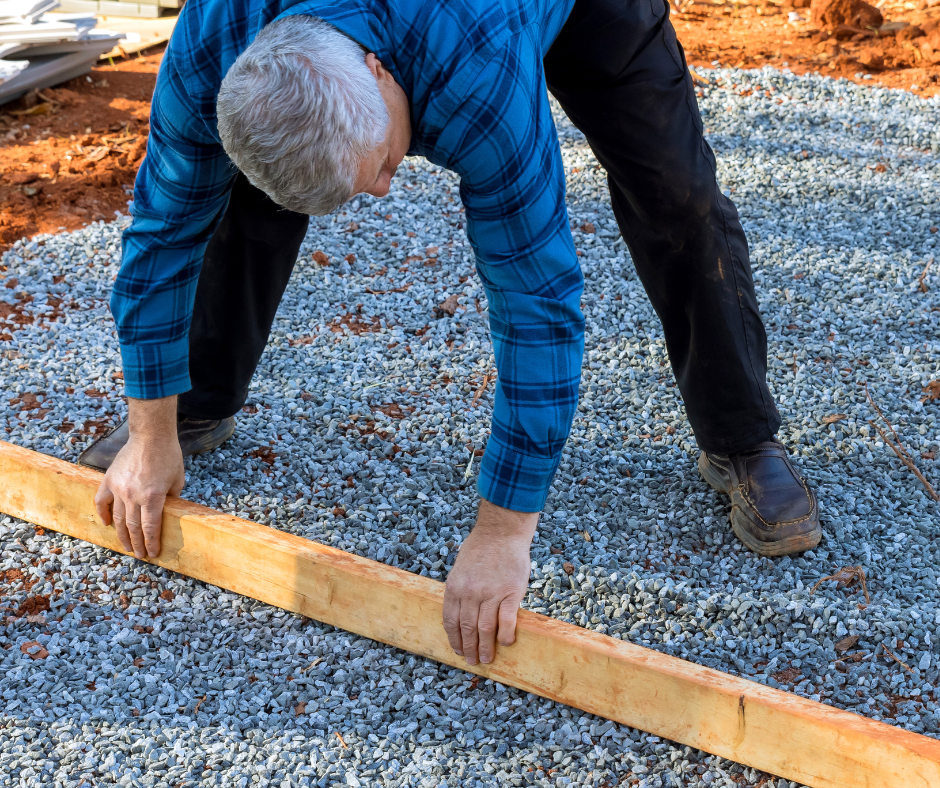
[624,160,719,233]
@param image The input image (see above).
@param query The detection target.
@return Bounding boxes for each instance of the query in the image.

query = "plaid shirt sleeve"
[112,57,237,400]
[439,30,585,512]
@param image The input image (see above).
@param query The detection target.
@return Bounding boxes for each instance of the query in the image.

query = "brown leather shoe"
[698,439,821,556]
[78,414,237,472]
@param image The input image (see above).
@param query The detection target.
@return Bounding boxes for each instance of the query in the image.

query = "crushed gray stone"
[1,67,939,787]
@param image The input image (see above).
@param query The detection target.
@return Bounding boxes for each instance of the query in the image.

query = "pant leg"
[543,0,780,454]
[177,172,310,420]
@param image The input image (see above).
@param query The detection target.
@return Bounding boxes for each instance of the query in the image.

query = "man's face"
[353,53,412,199]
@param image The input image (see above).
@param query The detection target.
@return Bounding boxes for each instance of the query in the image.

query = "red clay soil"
[0,1,938,254]
[0,50,159,253]
[674,0,940,94]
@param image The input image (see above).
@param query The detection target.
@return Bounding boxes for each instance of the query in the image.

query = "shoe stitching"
[705,451,818,531]
[707,458,737,488]
[740,452,802,500]
[735,480,818,530]
[713,447,804,481]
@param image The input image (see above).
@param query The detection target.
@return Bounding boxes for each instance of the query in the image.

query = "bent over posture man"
[86,0,821,667]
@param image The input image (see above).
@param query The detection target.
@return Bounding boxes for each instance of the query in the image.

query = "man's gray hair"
[217,16,389,215]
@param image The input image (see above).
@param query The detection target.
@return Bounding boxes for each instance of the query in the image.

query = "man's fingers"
[442,590,464,656]
[476,600,500,665]
[94,483,114,526]
[440,501,538,667]
[141,499,164,560]
[497,597,519,647]
[169,475,184,497]
[112,497,133,553]
[125,503,147,559]
[459,603,480,666]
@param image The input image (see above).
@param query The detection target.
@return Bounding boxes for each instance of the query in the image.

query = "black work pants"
[180,0,781,454]
[177,173,309,419]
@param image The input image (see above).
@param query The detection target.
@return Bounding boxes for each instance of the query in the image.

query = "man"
[85,0,821,669]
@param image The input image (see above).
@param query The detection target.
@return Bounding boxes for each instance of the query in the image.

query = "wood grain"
[1,440,938,787]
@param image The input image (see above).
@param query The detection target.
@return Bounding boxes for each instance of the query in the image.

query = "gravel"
[1,67,939,787]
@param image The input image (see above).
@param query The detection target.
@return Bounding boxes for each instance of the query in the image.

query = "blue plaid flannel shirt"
[114,0,584,512]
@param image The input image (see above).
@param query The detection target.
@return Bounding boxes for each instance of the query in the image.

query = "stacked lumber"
[57,0,181,20]
[0,0,59,23]
[0,1,122,104]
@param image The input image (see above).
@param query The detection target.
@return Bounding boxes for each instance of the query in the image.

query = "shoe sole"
[697,452,821,557]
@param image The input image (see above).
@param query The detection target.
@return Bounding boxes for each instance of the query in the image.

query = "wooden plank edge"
[96,15,177,59]
[0,439,937,788]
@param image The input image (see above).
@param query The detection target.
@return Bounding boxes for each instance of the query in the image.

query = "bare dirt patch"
[15,594,51,618]
[0,49,161,253]
[674,0,940,96]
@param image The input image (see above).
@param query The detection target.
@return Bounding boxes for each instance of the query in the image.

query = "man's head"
[217,16,411,215]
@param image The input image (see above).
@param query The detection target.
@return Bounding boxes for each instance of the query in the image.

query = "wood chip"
[834,635,859,653]
[921,380,940,403]
[919,257,933,293]
[9,102,55,117]
[435,294,460,317]
[821,413,848,424]
[365,285,411,295]
[20,640,48,660]
[300,657,323,673]
[810,566,871,604]
[470,372,495,408]
[881,644,914,674]
[84,146,111,163]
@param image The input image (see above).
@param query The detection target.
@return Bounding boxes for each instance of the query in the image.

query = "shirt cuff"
[477,435,561,513]
[119,338,192,400]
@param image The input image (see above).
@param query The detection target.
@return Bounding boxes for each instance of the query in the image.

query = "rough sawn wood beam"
[0,440,937,788]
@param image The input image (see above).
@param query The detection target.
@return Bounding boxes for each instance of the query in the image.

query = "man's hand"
[94,396,184,560]
[443,499,539,665]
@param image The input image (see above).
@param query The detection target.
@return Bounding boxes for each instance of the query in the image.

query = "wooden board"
[95,13,177,59]
[1,439,938,787]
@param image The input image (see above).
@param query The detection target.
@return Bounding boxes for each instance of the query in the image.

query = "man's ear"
[364,52,382,78]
